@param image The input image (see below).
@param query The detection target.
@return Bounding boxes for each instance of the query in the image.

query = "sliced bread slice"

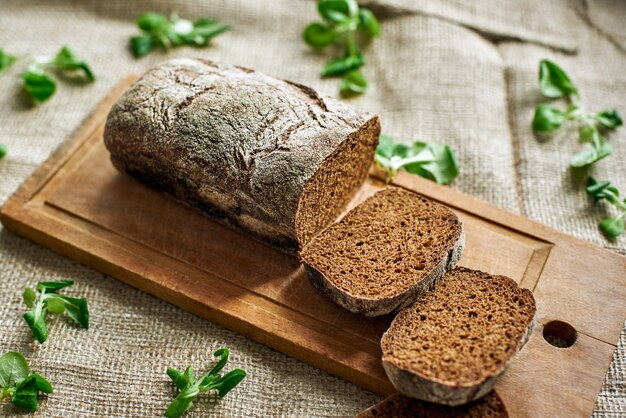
[355,391,508,418]
[381,267,536,406]
[299,187,464,316]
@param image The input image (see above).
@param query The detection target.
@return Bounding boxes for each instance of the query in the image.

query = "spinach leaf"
[164,349,246,418]
[0,352,52,412]
[375,134,459,184]
[22,279,89,344]
[304,0,380,96]
[21,46,94,104]
[130,12,229,57]
[538,59,578,99]
[586,177,626,238]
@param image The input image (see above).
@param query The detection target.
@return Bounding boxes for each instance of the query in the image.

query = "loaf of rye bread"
[381,267,536,406]
[299,187,464,316]
[104,59,380,252]
[355,391,508,417]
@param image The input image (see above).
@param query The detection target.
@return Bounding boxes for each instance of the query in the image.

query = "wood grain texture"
[2,77,625,418]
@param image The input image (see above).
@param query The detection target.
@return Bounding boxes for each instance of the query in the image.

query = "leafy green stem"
[303,0,380,96]
[532,59,622,168]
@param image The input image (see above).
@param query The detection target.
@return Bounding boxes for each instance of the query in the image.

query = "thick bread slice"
[104,59,380,253]
[300,187,464,316]
[355,391,508,417]
[381,267,536,406]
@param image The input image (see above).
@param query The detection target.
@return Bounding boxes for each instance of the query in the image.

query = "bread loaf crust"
[104,59,379,252]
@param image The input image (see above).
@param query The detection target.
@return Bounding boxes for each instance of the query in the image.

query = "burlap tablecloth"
[1,0,624,416]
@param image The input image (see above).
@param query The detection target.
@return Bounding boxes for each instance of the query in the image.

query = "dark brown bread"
[300,187,464,316]
[355,391,508,418]
[381,267,536,406]
[104,59,380,253]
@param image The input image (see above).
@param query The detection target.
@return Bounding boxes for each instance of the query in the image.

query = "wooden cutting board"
[2,77,625,418]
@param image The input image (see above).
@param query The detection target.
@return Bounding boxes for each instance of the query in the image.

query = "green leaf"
[21,71,56,104]
[185,21,230,46]
[24,374,53,394]
[404,143,459,185]
[303,22,336,49]
[181,366,195,387]
[578,125,597,143]
[340,70,367,96]
[318,0,355,24]
[374,135,459,184]
[0,353,51,412]
[213,369,246,398]
[164,385,200,418]
[586,177,614,202]
[167,368,192,391]
[37,280,74,292]
[137,12,169,31]
[0,143,6,159]
[599,216,625,238]
[23,310,48,344]
[132,12,228,57]
[0,49,17,74]
[45,296,65,314]
[165,350,246,417]
[207,349,230,377]
[358,9,380,37]
[322,52,364,77]
[532,104,567,132]
[570,139,612,167]
[130,34,154,57]
[0,352,29,387]
[58,296,89,329]
[23,288,36,308]
[49,46,95,82]
[594,109,623,130]
[376,135,396,159]
[11,376,39,411]
[538,59,578,99]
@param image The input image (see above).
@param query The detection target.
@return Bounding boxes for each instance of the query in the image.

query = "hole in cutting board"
[543,320,577,348]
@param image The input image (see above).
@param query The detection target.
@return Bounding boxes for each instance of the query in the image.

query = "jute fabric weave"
[0,1,624,416]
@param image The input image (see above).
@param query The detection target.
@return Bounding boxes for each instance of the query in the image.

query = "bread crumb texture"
[382,267,536,386]
[300,187,463,300]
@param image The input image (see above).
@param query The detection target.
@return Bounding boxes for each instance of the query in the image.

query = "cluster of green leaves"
[303,0,380,96]
[532,60,622,167]
[0,143,6,159]
[532,60,624,239]
[131,12,230,57]
[587,178,626,238]
[0,352,52,412]
[22,280,90,344]
[165,349,246,418]
[22,46,95,104]
[374,134,459,184]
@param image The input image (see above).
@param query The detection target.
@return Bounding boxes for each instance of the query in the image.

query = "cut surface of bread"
[355,391,508,418]
[295,116,379,245]
[300,187,464,316]
[381,267,536,406]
